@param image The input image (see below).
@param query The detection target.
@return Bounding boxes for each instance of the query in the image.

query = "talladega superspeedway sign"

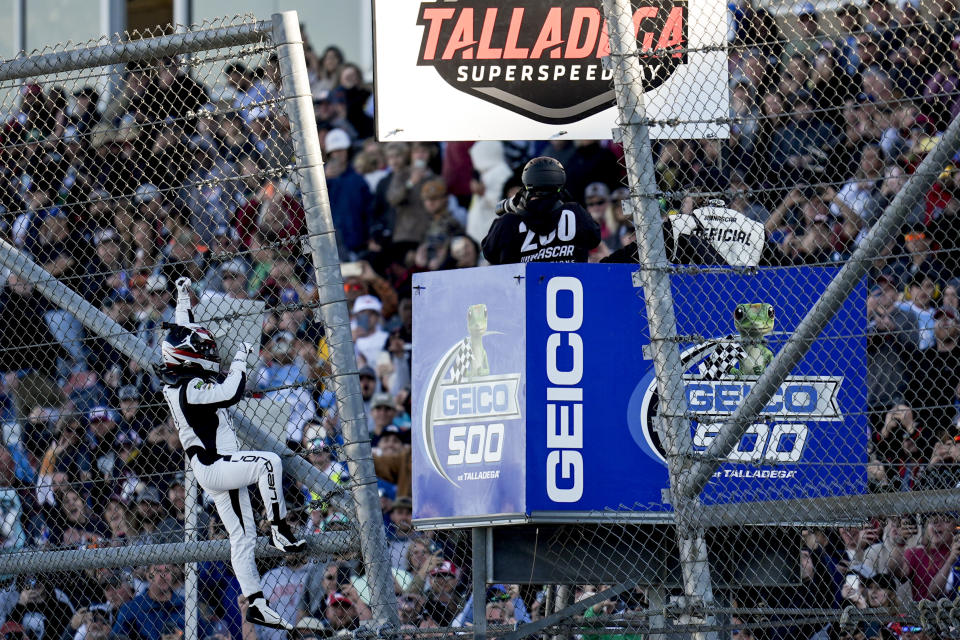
[373,0,729,141]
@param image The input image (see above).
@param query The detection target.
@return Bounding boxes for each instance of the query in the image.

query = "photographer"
[481,157,601,264]
[875,404,929,490]
[915,433,960,490]
[866,278,918,411]
[862,517,921,579]
[875,404,922,462]
[905,306,960,433]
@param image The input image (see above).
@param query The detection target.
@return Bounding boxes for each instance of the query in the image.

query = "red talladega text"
[417,4,685,63]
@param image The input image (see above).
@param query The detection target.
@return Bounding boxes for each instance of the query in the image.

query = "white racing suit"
[162,294,289,598]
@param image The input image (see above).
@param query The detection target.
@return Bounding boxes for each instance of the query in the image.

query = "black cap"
[522,157,566,192]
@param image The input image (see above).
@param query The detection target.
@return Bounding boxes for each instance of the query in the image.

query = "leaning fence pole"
[0,238,345,505]
[0,532,352,575]
[601,1,717,638]
[677,110,960,500]
[271,11,399,627]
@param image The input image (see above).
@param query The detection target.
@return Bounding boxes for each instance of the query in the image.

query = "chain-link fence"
[0,11,399,640]
[395,1,960,640]
[557,1,960,639]
[4,2,960,640]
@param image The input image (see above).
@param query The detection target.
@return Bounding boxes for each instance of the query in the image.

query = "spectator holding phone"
[404,538,443,594]
[8,574,73,640]
[890,513,957,600]
[862,516,921,578]
[583,594,643,640]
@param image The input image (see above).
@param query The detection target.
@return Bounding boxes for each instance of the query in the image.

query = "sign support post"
[601,1,718,638]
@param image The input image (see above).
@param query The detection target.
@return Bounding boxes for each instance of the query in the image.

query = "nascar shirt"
[482,202,601,264]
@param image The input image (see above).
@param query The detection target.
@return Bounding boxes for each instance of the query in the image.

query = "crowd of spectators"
[0,2,959,639]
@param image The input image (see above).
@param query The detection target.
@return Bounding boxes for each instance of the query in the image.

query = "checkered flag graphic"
[698,336,747,380]
[449,337,474,383]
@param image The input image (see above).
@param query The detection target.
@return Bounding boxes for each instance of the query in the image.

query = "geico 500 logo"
[421,303,521,486]
[446,423,504,465]
[631,342,844,468]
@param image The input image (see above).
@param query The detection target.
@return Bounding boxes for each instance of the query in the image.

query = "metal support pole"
[0,532,352,575]
[184,468,199,640]
[271,11,398,627]
[173,0,193,31]
[99,0,126,121]
[472,527,488,640]
[600,1,717,638]
[677,109,960,500]
[13,0,26,57]
[648,585,666,640]
[100,0,125,40]
[552,586,571,640]
[0,20,270,83]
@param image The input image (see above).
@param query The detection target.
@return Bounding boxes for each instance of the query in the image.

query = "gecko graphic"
[729,303,775,377]
[465,303,490,379]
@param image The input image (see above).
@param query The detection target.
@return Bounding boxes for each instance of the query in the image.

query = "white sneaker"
[246,598,293,630]
[270,522,307,553]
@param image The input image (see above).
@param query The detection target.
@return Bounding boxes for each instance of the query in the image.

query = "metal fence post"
[271,10,399,627]
[601,1,717,637]
[184,469,199,640]
[472,527,488,640]
[552,585,571,640]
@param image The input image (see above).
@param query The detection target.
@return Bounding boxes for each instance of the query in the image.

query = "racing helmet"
[161,323,220,374]
[521,157,566,195]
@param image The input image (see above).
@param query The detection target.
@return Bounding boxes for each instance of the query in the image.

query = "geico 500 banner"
[412,264,867,527]
[373,0,729,141]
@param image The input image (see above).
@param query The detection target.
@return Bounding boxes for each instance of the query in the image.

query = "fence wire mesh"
[0,13,399,640]
[568,1,960,640]
[4,2,960,640]
[397,0,960,639]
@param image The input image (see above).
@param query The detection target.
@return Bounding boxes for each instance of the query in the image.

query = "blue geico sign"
[413,264,867,526]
